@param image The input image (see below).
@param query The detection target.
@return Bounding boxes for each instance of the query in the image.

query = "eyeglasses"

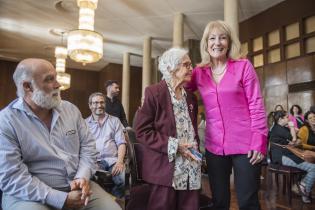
[181,62,193,69]
[91,101,105,106]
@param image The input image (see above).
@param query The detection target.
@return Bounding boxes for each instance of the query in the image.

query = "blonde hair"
[199,20,244,67]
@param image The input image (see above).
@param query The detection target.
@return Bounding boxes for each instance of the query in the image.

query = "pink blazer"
[186,59,268,155]
[288,115,304,128]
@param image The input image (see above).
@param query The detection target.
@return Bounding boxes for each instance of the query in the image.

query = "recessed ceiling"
[0,0,285,71]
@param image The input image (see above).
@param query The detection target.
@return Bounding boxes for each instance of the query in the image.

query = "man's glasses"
[91,101,105,106]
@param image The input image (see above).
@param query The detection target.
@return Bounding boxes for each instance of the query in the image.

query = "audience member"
[86,92,126,198]
[269,110,315,204]
[105,80,129,128]
[298,110,315,150]
[0,58,120,210]
[135,48,201,210]
[289,104,304,129]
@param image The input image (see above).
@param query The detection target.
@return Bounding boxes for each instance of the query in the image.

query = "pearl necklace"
[211,63,227,76]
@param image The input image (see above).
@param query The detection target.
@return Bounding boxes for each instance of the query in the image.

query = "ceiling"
[0,0,285,71]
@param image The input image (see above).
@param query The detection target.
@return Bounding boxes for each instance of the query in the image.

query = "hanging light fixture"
[55,46,71,90]
[67,0,103,65]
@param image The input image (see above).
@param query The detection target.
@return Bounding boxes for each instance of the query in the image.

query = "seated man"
[0,58,121,210]
[86,92,126,198]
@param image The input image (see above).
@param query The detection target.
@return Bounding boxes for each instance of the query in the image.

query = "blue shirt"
[0,98,97,209]
[85,114,126,166]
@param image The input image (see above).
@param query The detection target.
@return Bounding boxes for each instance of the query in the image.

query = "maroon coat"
[134,80,199,187]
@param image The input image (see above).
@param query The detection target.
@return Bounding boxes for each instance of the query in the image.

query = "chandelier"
[55,46,71,90]
[67,0,103,65]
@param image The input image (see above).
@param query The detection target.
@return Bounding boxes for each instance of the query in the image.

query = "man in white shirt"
[0,58,121,210]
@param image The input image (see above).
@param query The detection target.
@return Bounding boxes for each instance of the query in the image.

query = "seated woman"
[134,48,201,210]
[298,110,315,151]
[289,104,304,130]
[269,110,315,204]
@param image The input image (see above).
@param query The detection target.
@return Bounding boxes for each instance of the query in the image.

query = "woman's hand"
[247,150,264,165]
[178,142,199,161]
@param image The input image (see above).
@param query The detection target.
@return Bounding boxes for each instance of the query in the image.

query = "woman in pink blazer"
[186,20,268,210]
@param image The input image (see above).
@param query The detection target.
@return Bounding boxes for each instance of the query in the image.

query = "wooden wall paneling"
[129,66,142,125]
[287,55,315,84]
[264,61,287,87]
[255,67,264,91]
[265,84,288,113]
[0,60,17,109]
[288,90,315,113]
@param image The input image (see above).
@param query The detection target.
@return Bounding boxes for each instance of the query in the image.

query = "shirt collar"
[165,81,187,99]
[87,113,108,125]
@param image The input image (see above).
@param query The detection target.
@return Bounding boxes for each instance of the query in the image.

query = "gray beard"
[31,88,61,109]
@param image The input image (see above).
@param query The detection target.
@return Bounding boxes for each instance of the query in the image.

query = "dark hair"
[290,104,302,115]
[199,112,205,120]
[104,80,119,88]
[272,110,287,124]
[274,104,284,111]
[304,110,315,129]
[309,105,315,113]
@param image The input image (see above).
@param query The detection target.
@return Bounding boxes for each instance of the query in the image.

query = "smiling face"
[89,95,105,117]
[207,28,229,61]
[307,113,315,126]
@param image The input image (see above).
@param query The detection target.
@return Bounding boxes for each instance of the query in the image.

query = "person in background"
[269,110,315,204]
[0,58,120,210]
[186,20,267,210]
[298,110,315,151]
[86,92,126,198]
[275,104,285,111]
[105,80,129,128]
[268,104,285,129]
[198,112,206,154]
[135,48,201,210]
[289,104,304,130]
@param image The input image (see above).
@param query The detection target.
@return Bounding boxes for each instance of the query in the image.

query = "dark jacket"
[105,96,128,127]
[269,124,303,164]
[134,80,199,186]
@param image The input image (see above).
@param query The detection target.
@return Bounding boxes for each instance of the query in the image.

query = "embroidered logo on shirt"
[66,130,76,136]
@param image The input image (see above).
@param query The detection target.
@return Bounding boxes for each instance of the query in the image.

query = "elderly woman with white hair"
[134,48,201,210]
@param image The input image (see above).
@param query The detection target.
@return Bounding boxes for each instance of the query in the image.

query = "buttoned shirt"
[166,82,201,190]
[0,98,97,209]
[186,59,267,156]
[85,114,126,166]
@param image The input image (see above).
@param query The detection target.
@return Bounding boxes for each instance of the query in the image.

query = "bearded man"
[0,59,121,210]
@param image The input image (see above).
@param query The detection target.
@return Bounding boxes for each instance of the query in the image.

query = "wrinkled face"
[207,28,229,60]
[293,106,299,115]
[172,54,193,83]
[307,113,315,126]
[89,95,105,116]
[109,83,120,97]
[30,62,61,109]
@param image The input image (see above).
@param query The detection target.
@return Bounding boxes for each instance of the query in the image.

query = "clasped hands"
[64,178,92,209]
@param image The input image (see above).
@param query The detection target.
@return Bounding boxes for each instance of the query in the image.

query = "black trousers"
[206,150,261,210]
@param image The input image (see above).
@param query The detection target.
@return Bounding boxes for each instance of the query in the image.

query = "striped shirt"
[0,98,97,209]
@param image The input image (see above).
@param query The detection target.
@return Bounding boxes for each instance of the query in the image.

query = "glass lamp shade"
[77,0,98,9]
[67,29,103,65]
[55,46,68,59]
[57,72,71,90]
[55,58,66,72]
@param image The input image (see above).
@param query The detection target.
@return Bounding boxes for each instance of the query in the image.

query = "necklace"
[211,63,227,76]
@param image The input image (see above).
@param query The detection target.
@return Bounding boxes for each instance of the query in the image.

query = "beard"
[31,86,61,109]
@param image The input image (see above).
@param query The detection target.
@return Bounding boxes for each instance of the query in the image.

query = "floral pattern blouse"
[166,82,201,190]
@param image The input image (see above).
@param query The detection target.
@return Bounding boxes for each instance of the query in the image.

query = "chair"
[267,143,306,206]
[93,170,115,193]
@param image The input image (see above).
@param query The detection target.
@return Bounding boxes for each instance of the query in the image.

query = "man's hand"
[64,190,85,209]
[70,178,92,206]
[112,161,125,176]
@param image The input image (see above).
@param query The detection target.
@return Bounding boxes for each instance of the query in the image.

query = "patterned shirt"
[166,82,201,190]
[0,98,97,209]
[85,113,126,166]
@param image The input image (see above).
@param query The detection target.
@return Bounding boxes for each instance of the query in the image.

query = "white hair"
[158,48,188,81]
[13,62,34,98]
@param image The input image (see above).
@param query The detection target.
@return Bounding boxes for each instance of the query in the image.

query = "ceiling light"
[67,0,103,65]
[55,46,71,90]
